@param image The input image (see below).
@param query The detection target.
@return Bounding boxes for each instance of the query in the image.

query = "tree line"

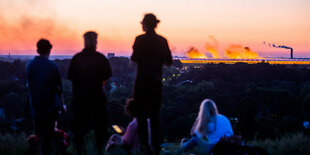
[0,58,309,142]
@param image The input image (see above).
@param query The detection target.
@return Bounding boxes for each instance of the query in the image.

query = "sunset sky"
[0,0,309,57]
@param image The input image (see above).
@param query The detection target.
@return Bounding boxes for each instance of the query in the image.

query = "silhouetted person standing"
[68,31,112,154]
[131,13,173,154]
[26,39,65,154]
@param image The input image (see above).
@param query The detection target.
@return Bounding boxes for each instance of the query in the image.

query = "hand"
[110,134,122,143]
[180,138,188,146]
[60,104,67,113]
[119,126,125,133]
[59,94,66,113]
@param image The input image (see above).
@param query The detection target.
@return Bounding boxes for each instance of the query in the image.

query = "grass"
[248,132,310,155]
[1,131,310,154]
[0,132,28,155]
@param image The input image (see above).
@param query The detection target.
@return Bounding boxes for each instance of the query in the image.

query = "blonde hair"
[193,99,219,137]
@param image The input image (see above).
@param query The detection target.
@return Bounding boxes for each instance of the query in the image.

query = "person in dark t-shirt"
[131,13,173,154]
[68,31,112,154]
[26,39,65,154]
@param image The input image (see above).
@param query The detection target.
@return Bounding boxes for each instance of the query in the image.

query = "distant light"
[179,59,310,65]
[304,121,309,129]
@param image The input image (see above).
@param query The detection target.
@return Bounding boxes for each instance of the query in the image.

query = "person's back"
[207,114,234,144]
[106,99,152,153]
[181,99,234,154]
[68,49,111,100]
[132,32,172,82]
[131,13,172,154]
[27,56,61,118]
[122,118,151,151]
[68,31,112,154]
[26,39,64,154]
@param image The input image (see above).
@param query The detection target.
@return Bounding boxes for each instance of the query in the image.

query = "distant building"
[107,53,115,58]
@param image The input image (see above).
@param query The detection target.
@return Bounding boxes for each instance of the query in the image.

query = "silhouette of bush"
[249,132,310,155]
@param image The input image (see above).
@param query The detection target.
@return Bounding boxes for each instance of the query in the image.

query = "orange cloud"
[0,13,82,54]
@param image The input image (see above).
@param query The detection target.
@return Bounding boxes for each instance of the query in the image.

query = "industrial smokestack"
[291,48,293,59]
[263,42,293,59]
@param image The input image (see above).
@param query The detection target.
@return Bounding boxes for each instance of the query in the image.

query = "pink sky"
[0,0,309,57]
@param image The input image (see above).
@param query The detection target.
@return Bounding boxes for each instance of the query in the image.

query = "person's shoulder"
[26,58,35,65]
[94,51,108,60]
[72,51,84,59]
[128,119,139,129]
[26,58,35,70]
[50,60,58,66]
[217,114,230,122]
[217,114,234,134]
[156,34,168,41]
[135,34,147,40]
[26,57,42,67]
[47,59,60,70]
[94,51,105,56]
[70,51,86,63]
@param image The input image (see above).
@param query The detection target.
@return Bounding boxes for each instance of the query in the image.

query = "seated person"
[106,99,151,153]
[180,99,234,153]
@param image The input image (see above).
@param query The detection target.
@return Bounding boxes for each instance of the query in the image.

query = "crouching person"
[179,99,234,154]
[106,99,151,154]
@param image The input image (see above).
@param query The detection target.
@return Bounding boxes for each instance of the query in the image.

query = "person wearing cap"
[131,13,173,154]
[26,39,65,154]
[68,31,112,154]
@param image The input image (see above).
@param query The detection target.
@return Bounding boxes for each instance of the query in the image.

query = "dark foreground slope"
[0,58,309,143]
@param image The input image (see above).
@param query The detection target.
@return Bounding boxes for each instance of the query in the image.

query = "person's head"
[141,13,160,32]
[36,39,52,56]
[83,31,98,49]
[125,98,138,117]
[195,99,219,136]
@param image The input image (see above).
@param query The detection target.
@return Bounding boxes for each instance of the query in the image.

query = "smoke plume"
[205,36,220,58]
[0,1,80,53]
[263,42,293,50]
[187,36,262,59]
[225,44,262,59]
[186,47,207,59]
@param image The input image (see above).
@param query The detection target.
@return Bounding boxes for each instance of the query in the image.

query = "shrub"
[0,132,28,155]
[249,132,310,155]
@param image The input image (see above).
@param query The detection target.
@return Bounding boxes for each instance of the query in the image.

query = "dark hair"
[37,39,52,55]
[142,13,160,29]
[83,31,98,40]
[125,98,137,117]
